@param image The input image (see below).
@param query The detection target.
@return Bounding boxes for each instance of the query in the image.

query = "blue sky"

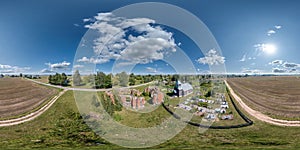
[1,0,300,74]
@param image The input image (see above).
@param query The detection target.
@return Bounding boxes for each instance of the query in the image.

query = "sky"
[1,0,300,74]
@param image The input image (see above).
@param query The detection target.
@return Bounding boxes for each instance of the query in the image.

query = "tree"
[104,74,112,88]
[73,70,82,86]
[49,73,69,86]
[129,73,135,86]
[61,73,68,86]
[19,73,23,78]
[48,75,53,83]
[171,74,179,82]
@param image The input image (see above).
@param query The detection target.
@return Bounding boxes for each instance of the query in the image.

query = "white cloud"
[269,60,284,66]
[239,54,246,62]
[73,65,84,68]
[275,25,282,29]
[283,62,299,68]
[248,57,256,60]
[272,68,286,73]
[267,25,282,36]
[120,37,175,64]
[40,69,55,73]
[82,12,177,66]
[197,49,225,65]
[267,30,276,36]
[83,18,92,22]
[0,64,30,73]
[0,64,12,69]
[46,61,71,70]
[77,57,109,64]
[178,42,182,46]
[268,60,300,73]
[73,23,80,27]
[241,68,261,74]
[145,67,158,73]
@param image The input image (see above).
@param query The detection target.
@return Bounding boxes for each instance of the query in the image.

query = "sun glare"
[262,44,276,55]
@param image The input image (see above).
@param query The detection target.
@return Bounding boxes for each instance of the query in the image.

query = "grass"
[0,91,115,149]
[1,90,300,149]
[33,76,49,84]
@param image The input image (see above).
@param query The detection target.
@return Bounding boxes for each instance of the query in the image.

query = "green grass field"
[1,90,300,149]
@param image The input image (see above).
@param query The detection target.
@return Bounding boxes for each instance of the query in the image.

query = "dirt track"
[225,80,300,127]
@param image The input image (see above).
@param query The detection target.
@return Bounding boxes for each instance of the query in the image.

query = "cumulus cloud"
[46,61,71,70]
[73,65,84,68]
[40,69,55,73]
[83,18,92,22]
[145,67,158,73]
[275,25,282,29]
[272,68,286,73]
[267,30,276,36]
[77,56,109,64]
[269,59,299,73]
[248,57,256,60]
[283,62,299,68]
[0,64,31,73]
[241,68,261,74]
[267,25,282,36]
[197,49,225,65]
[269,60,284,66]
[81,12,178,66]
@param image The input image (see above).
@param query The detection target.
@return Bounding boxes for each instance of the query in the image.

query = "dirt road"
[225,80,300,127]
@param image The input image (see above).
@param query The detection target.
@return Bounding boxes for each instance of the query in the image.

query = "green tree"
[129,73,136,86]
[104,74,112,88]
[61,73,68,86]
[95,72,106,88]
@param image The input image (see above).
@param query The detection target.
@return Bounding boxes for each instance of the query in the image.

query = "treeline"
[73,70,218,89]
[77,71,165,88]
[57,70,222,89]
[48,73,69,86]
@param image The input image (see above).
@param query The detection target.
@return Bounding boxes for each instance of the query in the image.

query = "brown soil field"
[227,76,300,119]
[0,78,57,119]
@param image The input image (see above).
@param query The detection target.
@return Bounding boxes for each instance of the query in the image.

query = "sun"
[262,44,276,55]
